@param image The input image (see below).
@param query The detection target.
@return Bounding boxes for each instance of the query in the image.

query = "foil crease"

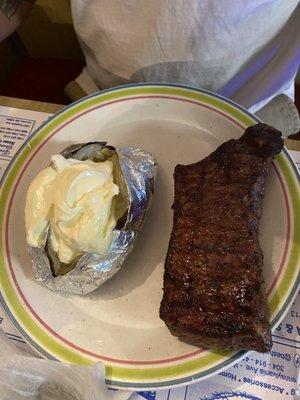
[28,144,156,295]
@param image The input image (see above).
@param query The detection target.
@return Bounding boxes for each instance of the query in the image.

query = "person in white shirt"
[1,0,299,135]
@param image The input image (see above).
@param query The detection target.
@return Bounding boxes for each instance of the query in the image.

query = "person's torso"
[71,0,299,109]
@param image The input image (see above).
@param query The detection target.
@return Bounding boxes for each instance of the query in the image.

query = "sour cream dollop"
[25,154,119,264]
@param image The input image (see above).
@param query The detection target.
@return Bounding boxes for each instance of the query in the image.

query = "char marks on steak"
[160,123,283,352]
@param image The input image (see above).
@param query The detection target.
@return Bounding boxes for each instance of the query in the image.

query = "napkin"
[0,328,132,400]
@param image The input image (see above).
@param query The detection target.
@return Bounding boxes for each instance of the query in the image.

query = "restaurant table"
[0,94,299,400]
[0,95,63,114]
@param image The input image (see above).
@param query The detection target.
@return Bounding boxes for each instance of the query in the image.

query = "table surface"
[0,95,63,114]
[1,95,300,151]
[0,95,298,399]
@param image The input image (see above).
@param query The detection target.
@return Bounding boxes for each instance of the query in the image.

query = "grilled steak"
[160,123,283,352]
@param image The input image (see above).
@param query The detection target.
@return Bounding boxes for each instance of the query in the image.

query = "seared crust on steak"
[160,123,283,352]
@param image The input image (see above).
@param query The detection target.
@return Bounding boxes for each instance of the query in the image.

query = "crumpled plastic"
[0,328,131,400]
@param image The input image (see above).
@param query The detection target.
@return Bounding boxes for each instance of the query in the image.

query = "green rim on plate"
[0,84,299,389]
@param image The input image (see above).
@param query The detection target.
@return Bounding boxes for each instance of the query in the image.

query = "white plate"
[0,84,299,390]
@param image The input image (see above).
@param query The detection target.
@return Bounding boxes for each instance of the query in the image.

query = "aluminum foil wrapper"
[28,143,157,295]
